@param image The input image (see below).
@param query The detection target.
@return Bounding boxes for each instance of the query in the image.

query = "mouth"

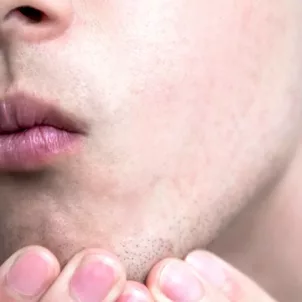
[0,92,87,172]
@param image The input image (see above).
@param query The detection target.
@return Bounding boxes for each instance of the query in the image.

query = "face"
[0,0,301,280]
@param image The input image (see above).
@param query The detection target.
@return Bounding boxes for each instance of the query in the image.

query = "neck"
[208,143,302,302]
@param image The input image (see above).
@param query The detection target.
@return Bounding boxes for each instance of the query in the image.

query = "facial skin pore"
[0,0,301,286]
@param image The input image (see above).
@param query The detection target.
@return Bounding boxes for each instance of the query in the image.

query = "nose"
[0,0,73,42]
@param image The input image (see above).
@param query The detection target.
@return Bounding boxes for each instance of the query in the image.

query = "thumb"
[147,257,228,302]
[146,251,277,302]
[185,250,277,302]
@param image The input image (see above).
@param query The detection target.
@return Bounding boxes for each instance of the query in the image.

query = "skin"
[0,0,302,300]
[209,143,302,301]
[0,246,277,301]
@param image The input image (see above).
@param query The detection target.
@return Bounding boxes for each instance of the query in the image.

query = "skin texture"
[209,143,302,301]
[0,0,302,297]
[0,246,277,301]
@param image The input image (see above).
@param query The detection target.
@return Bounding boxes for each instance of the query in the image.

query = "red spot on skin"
[221,273,244,302]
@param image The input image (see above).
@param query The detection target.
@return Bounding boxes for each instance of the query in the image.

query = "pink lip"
[0,93,87,171]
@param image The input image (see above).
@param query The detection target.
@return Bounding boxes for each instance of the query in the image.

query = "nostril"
[1,2,73,42]
[7,6,47,24]
[18,6,45,23]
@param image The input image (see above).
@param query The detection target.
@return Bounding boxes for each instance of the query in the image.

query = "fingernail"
[159,260,204,301]
[117,292,149,302]
[6,251,52,297]
[186,252,226,288]
[70,255,117,302]
[186,252,239,299]
[117,282,151,302]
[117,289,150,302]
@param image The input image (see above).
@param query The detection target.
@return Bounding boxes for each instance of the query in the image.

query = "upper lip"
[0,92,88,135]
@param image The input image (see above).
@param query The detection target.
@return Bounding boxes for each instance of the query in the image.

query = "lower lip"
[0,126,83,171]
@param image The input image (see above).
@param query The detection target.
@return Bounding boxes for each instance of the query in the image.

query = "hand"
[146,250,277,302]
[0,245,153,301]
[0,246,278,302]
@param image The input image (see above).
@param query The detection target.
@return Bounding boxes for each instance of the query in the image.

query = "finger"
[146,258,228,302]
[0,245,60,301]
[117,281,154,302]
[41,248,126,302]
[185,251,277,302]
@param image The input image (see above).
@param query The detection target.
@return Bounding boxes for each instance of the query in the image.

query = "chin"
[0,208,215,282]
[0,230,192,282]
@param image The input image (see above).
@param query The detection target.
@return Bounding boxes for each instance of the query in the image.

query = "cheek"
[94,0,302,239]
[58,0,302,245]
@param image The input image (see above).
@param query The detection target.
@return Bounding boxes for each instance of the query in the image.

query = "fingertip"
[1,245,60,278]
[145,258,174,296]
[0,246,60,300]
[67,249,127,302]
[185,250,242,300]
[117,281,153,302]
[186,250,227,287]
[147,258,205,302]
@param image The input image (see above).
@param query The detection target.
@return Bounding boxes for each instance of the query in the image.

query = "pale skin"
[0,0,302,301]
[0,246,277,301]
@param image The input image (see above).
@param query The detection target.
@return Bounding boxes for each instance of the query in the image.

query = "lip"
[0,92,87,171]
